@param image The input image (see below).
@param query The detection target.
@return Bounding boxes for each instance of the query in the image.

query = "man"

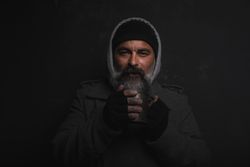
[53,17,210,167]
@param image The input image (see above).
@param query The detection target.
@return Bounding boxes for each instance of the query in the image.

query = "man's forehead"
[116,40,153,50]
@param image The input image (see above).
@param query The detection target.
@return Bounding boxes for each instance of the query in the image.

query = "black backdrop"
[3,0,250,166]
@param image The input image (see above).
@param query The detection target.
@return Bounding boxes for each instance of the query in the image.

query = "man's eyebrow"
[137,48,151,52]
[116,47,130,51]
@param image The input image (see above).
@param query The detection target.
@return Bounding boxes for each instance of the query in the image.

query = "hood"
[107,17,162,87]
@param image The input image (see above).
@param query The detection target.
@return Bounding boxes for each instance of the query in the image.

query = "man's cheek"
[115,64,125,72]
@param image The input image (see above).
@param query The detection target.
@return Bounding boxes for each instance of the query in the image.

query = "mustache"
[120,65,145,78]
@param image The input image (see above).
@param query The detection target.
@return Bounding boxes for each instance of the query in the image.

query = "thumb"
[149,95,159,106]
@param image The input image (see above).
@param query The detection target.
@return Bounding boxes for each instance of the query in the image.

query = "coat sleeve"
[52,85,121,167]
[146,95,211,167]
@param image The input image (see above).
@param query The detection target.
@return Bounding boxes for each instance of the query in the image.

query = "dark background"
[2,0,250,166]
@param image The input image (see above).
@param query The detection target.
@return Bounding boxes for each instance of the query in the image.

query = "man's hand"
[120,85,143,122]
[103,84,144,130]
[145,98,170,141]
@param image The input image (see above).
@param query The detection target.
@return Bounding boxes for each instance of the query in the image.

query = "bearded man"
[53,17,210,167]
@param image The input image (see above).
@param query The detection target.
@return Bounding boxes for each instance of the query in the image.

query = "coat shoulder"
[80,79,103,87]
[78,79,112,99]
[75,79,102,96]
[157,82,189,107]
[157,83,190,116]
[160,83,184,94]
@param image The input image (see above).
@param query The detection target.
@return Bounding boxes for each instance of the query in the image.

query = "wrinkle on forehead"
[118,40,153,52]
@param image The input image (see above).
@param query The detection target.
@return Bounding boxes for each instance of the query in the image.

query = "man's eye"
[138,51,150,56]
[118,50,130,56]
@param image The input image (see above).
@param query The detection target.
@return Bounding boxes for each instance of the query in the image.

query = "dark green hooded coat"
[53,17,210,167]
[53,79,210,167]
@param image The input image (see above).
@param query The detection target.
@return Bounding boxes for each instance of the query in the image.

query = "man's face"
[114,40,155,76]
[113,40,155,111]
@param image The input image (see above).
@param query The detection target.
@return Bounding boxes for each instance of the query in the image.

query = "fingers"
[127,104,142,121]
[128,105,142,113]
[127,97,143,105]
[116,84,139,97]
[117,85,138,97]
[123,89,138,97]
[148,95,159,106]
[153,95,159,102]
[109,105,142,113]
[128,113,140,121]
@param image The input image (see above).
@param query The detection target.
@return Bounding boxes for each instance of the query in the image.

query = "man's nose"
[128,52,138,66]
